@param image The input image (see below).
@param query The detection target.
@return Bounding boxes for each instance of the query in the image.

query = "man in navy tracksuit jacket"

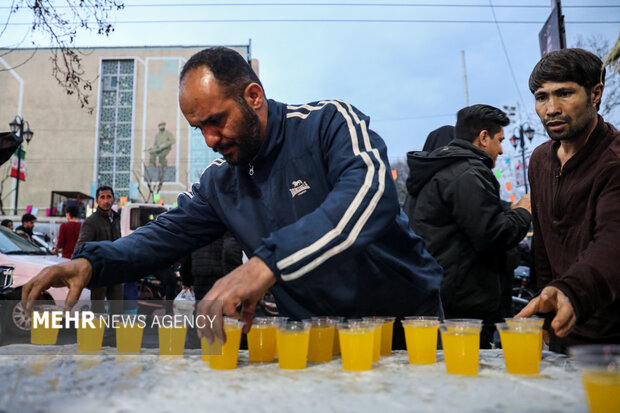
[24,47,442,345]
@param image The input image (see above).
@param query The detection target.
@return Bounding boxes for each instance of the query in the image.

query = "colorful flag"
[10,149,25,181]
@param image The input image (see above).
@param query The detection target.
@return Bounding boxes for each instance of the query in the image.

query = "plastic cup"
[307,317,336,363]
[276,320,311,370]
[208,318,243,370]
[330,317,345,356]
[115,314,144,354]
[247,317,278,363]
[157,316,187,356]
[77,313,108,352]
[402,316,440,364]
[570,345,620,413]
[273,317,289,358]
[440,320,482,376]
[337,322,374,371]
[30,305,61,345]
[380,317,396,356]
[362,317,384,362]
[505,317,544,361]
[497,322,542,374]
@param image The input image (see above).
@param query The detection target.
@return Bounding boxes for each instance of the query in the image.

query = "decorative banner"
[25,205,33,214]
[494,170,502,179]
[392,169,397,180]
[506,182,512,192]
[10,149,25,181]
[510,194,517,203]
[120,196,128,207]
[173,202,178,208]
[153,193,161,203]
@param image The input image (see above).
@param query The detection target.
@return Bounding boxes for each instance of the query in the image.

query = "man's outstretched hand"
[196,256,276,344]
[21,258,93,312]
[516,286,577,337]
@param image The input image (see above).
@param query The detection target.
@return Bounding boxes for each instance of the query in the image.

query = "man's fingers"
[240,301,256,334]
[64,285,84,312]
[551,294,576,337]
[515,296,541,318]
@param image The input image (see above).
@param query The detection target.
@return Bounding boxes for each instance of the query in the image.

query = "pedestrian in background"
[52,205,82,258]
[1,219,13,230]
[15,213,37,244]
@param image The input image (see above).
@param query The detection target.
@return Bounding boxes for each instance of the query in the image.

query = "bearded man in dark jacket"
[405,104,532,348]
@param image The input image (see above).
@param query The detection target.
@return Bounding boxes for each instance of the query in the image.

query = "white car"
[0,226,90,335]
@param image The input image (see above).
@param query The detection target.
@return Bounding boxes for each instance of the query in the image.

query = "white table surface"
[0,346,586,413]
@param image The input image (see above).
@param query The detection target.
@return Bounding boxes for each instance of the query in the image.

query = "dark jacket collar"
[95,206,118,220]
[246,99,286,170]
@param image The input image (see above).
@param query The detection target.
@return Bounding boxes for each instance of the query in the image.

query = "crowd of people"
[20,46,618,353]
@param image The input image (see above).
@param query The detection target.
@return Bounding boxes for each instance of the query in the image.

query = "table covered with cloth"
[0,347,586,412]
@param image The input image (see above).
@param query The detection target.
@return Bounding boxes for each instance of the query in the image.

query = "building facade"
[0,44,254,214]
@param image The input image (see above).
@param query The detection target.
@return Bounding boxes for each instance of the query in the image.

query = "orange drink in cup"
[209,318,243,370]
[362,317,384,362]
[77,313,107,352]
[570,345,620,413]
[276,321,311,369]
[247,317,277,362]
[307,317,336,363]
[402,316,440,364]
[116,314,144,354]
[505,317,544,361]
[497,322,542,375]
[380,317,396,356]
[330,316,345,356]
[31,305,61,345]
[338,322,374,371]
[440,319,482,376]
[157,316,187,357]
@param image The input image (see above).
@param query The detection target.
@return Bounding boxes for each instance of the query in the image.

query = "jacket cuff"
[253,244,282,282]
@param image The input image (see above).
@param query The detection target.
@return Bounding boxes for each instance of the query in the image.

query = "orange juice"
[277,323,311,370]
[158,325,187,356]
[308,324,335,362]
[505,318,544,361]
[209,323,243,370]
[31,315,60,345]
[440,327,480,375]
[370,324,381,362]
[248,324,277,362]
[116,323,144,354]
[380,319,395,356]
[403,324,439,364]
[582,370,620,413]
[330,317,345,356]
[499,328,540,374]
[77,317,106,352]
[338,327,374,371]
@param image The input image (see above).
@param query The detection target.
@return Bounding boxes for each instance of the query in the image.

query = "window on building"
[97,59,135,199]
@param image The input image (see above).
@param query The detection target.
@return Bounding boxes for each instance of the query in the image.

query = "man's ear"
[591,83,604,108]
[244,83,264,109]
[475,130,490,148]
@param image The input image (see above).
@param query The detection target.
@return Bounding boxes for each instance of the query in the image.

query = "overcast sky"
[1,0,618,163]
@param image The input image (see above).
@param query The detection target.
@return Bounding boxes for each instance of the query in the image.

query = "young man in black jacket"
[405,104,532,348]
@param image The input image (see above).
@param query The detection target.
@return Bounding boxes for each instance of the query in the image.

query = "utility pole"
[461,50,470,106]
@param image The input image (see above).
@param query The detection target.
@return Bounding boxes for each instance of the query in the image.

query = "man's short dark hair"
[96,186,114,199]
[66,205,79,218]
[529,48,605,97]
[179,47,263,99]
[455,104,510,143]
[21,213,37,224]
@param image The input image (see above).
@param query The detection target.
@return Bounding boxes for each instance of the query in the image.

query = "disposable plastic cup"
[307,317,336,363]
[380,317,396,356]
[276,320,311,370]
[208,318,243,370]
[116,314,144,354]
[497,322,542,374]
[157,317,187,356]
[330,317,345,356]
[77,313,108,352]
[570,345,620,413]
[338,322,374,371]
[439,320,482,376]
[402,316,440,364]
[362,317,384,362]
[247,317,278,362]
[273,317,289,358]
[30,305,61,345]
[505,317,544,361]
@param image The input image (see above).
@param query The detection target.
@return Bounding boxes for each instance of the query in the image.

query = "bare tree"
[132,161,164,203]
[575,35,620,120]
[1,1,124,113]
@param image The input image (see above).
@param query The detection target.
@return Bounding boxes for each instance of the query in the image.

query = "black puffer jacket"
[404,139,531,321]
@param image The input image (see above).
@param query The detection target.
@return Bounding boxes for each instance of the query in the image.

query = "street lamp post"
[9,116,34,215]
[510,123,535,194]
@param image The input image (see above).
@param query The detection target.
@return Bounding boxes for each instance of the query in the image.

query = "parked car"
[0,226,90,335]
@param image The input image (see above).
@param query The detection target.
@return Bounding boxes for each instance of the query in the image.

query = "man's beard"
[215,98,262,166]
[544,100,597,142]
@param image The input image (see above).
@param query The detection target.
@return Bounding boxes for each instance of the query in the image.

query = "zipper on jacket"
[248,164,254,176]
[552,167,562,218]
